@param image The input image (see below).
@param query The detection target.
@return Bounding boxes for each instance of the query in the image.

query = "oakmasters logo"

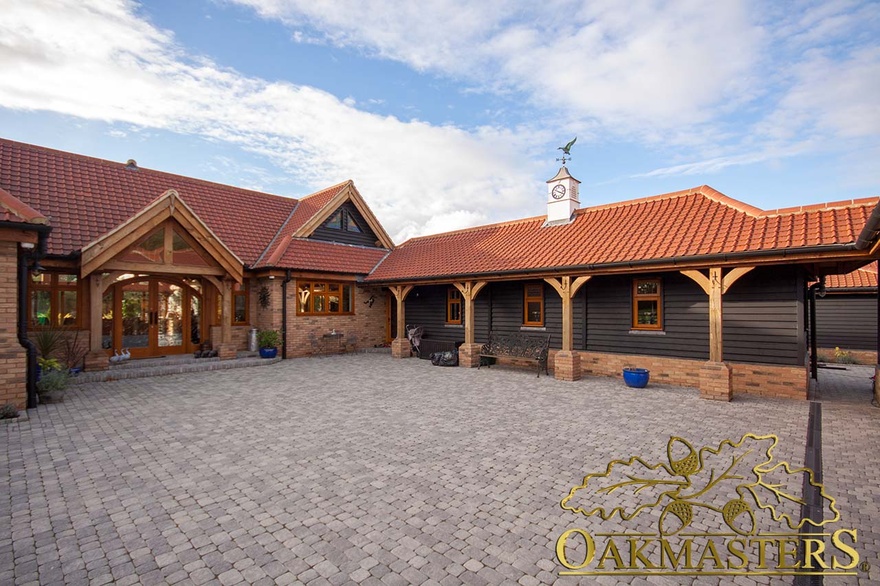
[555,434,864,578]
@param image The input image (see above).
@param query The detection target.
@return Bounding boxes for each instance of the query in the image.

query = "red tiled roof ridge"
[0,186,49,224]
[395,215,546,247]
[760,197,880,217]
[581,185,766,216]
[0,137,297,204]
[297,179,353,200]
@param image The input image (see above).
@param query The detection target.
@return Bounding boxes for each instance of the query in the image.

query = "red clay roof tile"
[0,186,48,224]
[273,239,389,274]
[367,185,880,282]
[826,266,878,289]
[0,138,296,264]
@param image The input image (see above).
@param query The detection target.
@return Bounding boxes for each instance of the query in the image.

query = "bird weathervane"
[556,136,576,165]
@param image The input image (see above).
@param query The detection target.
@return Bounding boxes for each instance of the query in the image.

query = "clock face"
[552,184,566,200]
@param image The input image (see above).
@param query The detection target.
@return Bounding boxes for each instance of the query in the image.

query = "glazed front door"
[116,279,200,358]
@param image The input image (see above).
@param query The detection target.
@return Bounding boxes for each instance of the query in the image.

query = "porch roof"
[0,186,48,225]
[367,185,880,282]
[826,266,878,290]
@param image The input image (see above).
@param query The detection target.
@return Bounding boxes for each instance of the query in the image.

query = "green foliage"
[37,357,64,371]
[36,368,69,393]
[833,347,857,364]
[33,327,65,359]
[0,403,18,419]
[257,329,281,349]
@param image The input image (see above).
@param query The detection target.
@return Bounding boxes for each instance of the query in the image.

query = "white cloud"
[230,0,880,175]
[0,0,547,241]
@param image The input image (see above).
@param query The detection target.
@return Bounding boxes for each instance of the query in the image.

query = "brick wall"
[556,349,808,400]
[286,283,387,357]
[0,241,26,410]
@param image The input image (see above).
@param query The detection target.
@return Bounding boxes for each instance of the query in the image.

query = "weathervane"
[556,136,576,165]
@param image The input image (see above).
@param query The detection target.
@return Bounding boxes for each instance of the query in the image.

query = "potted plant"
[63,329,88,374]
[36,367,69,403]
[257,329,281,358]
[622,367,650,388]
[33,326,65,380]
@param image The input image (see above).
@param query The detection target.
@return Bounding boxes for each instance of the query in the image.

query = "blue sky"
[1,1,878,242]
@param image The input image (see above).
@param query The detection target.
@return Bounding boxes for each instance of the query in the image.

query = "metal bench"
[479,332,551,377]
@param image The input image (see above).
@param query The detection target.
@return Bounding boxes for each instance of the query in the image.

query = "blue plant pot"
[623,367,650,388]
[259,347,278,359]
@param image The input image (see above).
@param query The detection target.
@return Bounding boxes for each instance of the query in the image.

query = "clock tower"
[546,165,581,225]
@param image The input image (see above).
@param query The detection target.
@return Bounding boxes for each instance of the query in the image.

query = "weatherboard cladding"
[367,186,879,281]
[815,294,877,350]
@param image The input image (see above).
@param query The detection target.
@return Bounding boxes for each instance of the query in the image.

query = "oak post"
[89,274,103,352]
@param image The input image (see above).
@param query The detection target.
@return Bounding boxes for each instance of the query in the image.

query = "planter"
[259,347,278,359]
[38,390,65,404]
[623,367,650,388]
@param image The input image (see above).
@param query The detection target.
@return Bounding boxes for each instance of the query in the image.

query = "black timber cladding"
[400,266,804,365]
[586,267,805,365]
[815,293,878,350]
[310,202,382,247]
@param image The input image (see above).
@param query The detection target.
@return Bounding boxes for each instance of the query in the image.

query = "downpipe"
[17,230,50,408]
[281,269,292,359]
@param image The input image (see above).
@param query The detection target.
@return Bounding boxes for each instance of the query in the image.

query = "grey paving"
[1,355,877,585]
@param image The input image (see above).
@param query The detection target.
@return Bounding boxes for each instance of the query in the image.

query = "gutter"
[365,242,860,285]
[12,223,52,409]
[855,201,880,249]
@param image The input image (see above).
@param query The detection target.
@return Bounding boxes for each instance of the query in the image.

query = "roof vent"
[125,159,138,171]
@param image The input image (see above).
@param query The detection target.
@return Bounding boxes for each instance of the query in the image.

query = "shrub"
[833,347,857,365]
[36,368,69,393]
[0,404,18,419]
[257,329,281,349]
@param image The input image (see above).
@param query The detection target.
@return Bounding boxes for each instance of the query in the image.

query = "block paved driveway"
[2,355,878,585]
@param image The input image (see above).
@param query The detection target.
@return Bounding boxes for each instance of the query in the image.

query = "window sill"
[520,325,546,331]
[629,329,666,335]
[444,324,463,329]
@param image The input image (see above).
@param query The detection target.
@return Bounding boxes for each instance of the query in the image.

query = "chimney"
[545,165,580,225]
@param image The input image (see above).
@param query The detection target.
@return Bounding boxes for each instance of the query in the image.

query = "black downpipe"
[16,228,51,409]
[808,281,820,381]
[281,270,292,359]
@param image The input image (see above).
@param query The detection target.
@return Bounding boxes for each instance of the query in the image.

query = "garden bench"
[479,332,551,377]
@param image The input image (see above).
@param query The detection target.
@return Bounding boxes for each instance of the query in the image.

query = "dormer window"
[326,209,363,233]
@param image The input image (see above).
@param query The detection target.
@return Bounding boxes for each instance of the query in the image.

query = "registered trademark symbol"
[859,561,871,572]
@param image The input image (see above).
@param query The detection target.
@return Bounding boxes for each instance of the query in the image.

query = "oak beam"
[452,281,487,344]
[544,275,591,351]
[89,274,103,352]
[389,285,414,340]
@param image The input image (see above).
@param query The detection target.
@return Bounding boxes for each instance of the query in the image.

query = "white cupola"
[545,166,580,225]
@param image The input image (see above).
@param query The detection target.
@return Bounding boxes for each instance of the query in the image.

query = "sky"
[0,0,878,243]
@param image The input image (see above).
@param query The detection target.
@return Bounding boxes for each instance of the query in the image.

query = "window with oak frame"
[632,278,662,330]
[297,282,353,315]
[446,287,462,324]
[523,283,544,326]
[29,273,79,328]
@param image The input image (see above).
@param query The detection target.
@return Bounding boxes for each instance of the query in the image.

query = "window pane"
[102,291,113,349]
[449,303,461,322]
[637,300,658,325]
[329,284,340,292]
[172,230,210,266]
[313,283,325,292]
[298,286,310,312]
[527,301,542,323]
[327,211,342,229]
[342,286,352,312]
[59,290,77,325]
[31,290,51,326]
[121,229,164,263]
[346,213,363,232]
[58,274,78,284]
[637,281,658,295]
[328,295,340,312]
[314,295,325,312]
[234,295,246,322]
[31,273,47,285]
